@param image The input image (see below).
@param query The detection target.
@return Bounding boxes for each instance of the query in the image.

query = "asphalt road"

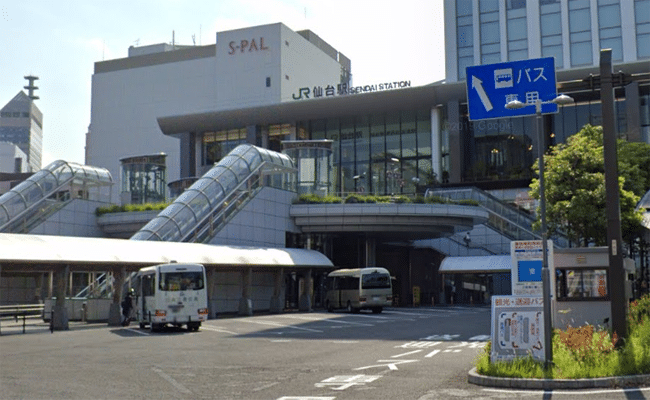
[1,306,649,400]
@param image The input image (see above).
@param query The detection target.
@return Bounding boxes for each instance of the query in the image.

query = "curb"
[468,367,650,390]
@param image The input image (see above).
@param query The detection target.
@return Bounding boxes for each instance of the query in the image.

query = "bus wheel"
[188,322,200,331]
[139,322,146,329]
[150,323,161,333]
[347,301,358,314]
[326,301,333,312]
[372,307,383,314]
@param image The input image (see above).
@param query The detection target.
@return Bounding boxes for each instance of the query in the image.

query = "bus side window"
[142,275,155,296]
[352,277,360,290]
[326,277,335,291]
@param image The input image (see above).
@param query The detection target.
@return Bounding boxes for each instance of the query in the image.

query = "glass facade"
[636,0,650,59]
[314,110,433,195]
[120,154,167,204]
[507,0,528,61]
[456,0,474,80]
[202,128,247,166]
[540,0,564,68]
[199,110,434,196]
[597,0,623,62]
[480,1,501,65]
[569,0,593,66]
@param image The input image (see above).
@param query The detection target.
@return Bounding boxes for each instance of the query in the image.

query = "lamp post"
[506,93,573,369]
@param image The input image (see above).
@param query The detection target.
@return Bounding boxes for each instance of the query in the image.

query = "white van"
[133,263,208,332]
[325,268,393,313]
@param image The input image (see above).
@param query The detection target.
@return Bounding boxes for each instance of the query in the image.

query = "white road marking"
[151,367,192,394]
[354,359,419,371]
[391,350,423,358]
[252,382,279,392]
[240,319,323,333]
[382,310,434,317]
[277,397,335,400]
[321,319,374,327]
[200,325,237,335]
[425,349,441,358]
[124,328,150,336]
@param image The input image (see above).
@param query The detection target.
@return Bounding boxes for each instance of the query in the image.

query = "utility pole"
[601,49,627,341]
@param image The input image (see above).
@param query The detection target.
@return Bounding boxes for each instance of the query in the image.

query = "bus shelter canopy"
[0,233,333,272]
[439,255,511,274]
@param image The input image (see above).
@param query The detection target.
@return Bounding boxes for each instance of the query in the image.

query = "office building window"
[569,0,593,66]
[457,0,473,80]
[635,0,650,59]
[507,0,528,61]
[540,0,563,68]
[201,128,247,166]
[598,0,623,62]
[480,0,501,65]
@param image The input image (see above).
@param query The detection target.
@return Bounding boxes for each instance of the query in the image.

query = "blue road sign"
[517,260,542,282]
[466,57,558,121]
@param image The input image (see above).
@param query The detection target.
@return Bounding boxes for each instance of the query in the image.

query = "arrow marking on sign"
[471,75,493,112]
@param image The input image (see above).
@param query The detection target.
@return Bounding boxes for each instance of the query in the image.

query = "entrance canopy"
[439,255,511,274]
[0,233,333,273]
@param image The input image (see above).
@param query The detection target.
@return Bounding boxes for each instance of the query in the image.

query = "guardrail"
[0,304,48,335]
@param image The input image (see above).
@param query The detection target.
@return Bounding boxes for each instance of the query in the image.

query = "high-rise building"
[0,90,43,172]
[444,0,649,82]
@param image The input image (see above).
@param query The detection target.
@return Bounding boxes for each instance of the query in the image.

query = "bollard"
[50,310,54,334]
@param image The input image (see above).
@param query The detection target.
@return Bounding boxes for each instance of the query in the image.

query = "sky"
[1,1,446,167]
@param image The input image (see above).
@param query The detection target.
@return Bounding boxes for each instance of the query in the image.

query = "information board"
[491,296,545,362]
[510,240,554,296]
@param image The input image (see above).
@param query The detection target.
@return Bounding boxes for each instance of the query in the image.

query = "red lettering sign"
[228,37,269,55]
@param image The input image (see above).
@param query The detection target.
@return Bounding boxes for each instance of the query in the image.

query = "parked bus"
[325,268,393,314]
[133,263,208,332]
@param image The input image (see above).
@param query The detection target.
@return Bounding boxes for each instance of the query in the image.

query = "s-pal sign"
[228,37,269,55]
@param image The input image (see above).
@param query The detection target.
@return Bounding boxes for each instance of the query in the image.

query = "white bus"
[325,268,393,314]
[133,263,209,332]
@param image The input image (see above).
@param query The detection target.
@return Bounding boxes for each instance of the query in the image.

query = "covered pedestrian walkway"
[0,233,333,330]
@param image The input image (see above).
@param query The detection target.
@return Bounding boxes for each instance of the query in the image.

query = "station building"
[2,1,649,316]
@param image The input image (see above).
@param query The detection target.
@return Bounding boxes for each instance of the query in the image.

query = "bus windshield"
[159,271,204,291]
[362,272,391,289]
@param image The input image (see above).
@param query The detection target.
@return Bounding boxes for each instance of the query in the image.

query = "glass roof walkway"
[131,144,296,243]
[0,160,113,233]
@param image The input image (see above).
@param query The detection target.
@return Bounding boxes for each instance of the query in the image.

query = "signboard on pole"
[511,240,554,296]
[466,57,558,121]
[491,295,545,362]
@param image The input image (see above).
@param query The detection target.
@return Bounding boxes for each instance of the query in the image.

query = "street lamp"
[506,93,574,369]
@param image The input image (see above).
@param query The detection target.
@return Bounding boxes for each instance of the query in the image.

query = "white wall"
[209,187,299,247]
[30,199,106,237]
[87,56,217,203]
[279,24,344,102]
[0,142,28,173]
[215,24,282,109]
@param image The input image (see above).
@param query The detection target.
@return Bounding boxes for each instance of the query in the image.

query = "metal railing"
[426,187,570,248]
[0,304,46,335]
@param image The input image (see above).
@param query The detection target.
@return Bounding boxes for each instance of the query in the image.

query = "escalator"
[131,144,296,243]
[0,160,113,233]
[424,187,570,256]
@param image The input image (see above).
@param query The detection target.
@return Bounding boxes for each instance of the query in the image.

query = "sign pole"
[536,101,553,368]
[601,49,627,341]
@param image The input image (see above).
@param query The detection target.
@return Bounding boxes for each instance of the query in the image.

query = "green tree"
[529,124,649,247]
